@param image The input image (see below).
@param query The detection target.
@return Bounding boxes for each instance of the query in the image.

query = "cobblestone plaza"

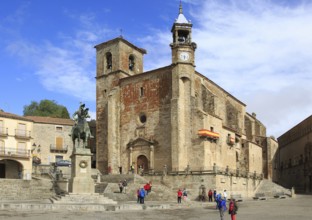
[1,195,311,220]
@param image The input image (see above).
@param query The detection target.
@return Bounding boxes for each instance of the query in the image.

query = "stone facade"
[277,115,312,193]
[26,116,74,165]
[0,111,33,179]
[96,6,276,180]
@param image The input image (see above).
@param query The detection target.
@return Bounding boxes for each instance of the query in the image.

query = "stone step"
[254,180,291,197]
[0,202,171,211]
[102,179,177,202]
[51,194,117,204]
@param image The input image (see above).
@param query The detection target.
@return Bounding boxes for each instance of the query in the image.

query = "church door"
[0,164,5,178]
[137,155,148,173]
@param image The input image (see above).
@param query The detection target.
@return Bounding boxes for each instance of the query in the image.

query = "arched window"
[129,55,135,71]
[106,52,112,69]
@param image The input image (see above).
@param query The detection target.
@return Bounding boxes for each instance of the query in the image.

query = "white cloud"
[4,0,312,138]
[5,12,112,102]
[192,0,312,137]
[142,0,312,137]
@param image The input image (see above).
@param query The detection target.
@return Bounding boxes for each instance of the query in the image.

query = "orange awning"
[198,129,220,138]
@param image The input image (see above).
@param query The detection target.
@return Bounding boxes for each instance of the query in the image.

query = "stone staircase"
[254,179,291,198]
[95,174,177,202]
[50,193,117,204]
[0,178,55,201]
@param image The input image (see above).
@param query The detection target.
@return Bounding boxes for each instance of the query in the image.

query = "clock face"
[179,52,190,61]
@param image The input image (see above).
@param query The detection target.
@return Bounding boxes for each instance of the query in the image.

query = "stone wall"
[0,179,54,200]
[32,123,73,165]
[277,115,312,193]
[119,68,173,172]
[144,173,261,200]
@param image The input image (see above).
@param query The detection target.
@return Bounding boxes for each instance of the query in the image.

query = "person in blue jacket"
[215,193,222,209]
[217,197,227,220]
[139,187,146,204]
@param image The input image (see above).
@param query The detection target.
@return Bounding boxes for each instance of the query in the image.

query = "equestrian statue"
[70,103,93,149]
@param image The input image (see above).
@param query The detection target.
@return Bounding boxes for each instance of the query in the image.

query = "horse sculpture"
[70,103,93,149]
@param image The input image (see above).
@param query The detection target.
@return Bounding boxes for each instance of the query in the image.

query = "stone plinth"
[69,148,94,194]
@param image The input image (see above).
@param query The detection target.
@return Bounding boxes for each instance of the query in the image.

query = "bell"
[178,36,185,42]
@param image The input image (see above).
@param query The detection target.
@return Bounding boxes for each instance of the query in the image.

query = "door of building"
[137,155,148,173]
[0,163,5,178]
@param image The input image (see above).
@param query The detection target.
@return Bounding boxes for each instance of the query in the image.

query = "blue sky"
[1,0,312,138]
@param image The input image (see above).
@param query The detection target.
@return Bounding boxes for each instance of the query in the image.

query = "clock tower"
[170,2,197,172]
[170,3,197,65]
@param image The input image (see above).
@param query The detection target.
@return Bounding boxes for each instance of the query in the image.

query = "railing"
[14,129,31,139]
[142,165,263,180]
[0,127,8,136]
[214,165,264,179]
[50,144,68,153]
[0,147,30,158]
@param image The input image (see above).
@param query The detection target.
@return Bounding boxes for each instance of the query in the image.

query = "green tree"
[23,99,70,118]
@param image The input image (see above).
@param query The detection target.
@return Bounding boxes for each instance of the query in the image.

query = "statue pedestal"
[69,148,94,194]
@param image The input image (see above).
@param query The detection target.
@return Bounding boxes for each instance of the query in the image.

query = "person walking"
[149,181,152,193]
[215,193,222,209]
[228,199,238,220]
[213,189,217,201]
[144,182,151,195]
[177,189,183,203]
[223,189,227,201]
[183,188,188,201]
[136,188,140,203]
[122,179,128,194]
[217,197,227,220]
[208,189,213,202]
[130,164,135,174]
[118,181,123,193]
[139,187,146,204]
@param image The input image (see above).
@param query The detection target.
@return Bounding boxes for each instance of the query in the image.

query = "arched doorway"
[137,155,148,173]
[0,159,23,179]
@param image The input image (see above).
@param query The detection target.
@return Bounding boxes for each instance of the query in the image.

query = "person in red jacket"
[144,182,151,195]
[208,189,213,202]
[177,189,183,203]
[228,199,238,220]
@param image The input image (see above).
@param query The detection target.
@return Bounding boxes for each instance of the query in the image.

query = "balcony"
[198,129,219,142]
[0,147,31,158]
[0,127,8,137]
[15,129,31,140]
[50,144,68,153]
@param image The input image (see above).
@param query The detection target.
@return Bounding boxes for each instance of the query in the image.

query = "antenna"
[179,0,183,14]
[120,28,123,38]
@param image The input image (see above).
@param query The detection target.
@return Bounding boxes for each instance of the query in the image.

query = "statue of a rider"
[71,103,93,149]
[73,103,90,123]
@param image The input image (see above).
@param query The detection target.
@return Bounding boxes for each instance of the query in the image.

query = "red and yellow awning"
[198,129,220,138]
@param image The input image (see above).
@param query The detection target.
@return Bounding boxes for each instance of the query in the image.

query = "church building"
[95,4,277,179]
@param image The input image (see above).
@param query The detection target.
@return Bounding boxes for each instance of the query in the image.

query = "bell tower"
[170,2,197,65]
[95,37,146,174]
[170,2,197,172]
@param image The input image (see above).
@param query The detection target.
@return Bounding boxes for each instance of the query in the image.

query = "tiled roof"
[25,116,75,126]
[0,111,33,122]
